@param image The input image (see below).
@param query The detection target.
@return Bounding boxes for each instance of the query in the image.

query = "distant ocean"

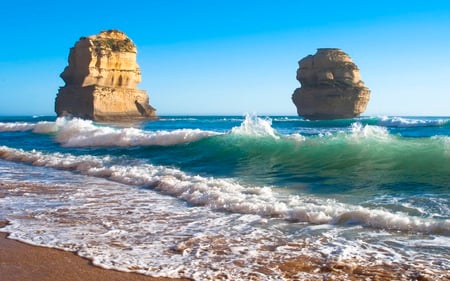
[0,114,449,280]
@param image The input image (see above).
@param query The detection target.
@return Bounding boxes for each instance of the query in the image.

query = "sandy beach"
[1,219,448,280]
[0,221,189,281]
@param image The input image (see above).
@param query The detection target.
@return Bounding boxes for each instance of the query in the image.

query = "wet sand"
[0,222,189,281]
[1,219,447,281]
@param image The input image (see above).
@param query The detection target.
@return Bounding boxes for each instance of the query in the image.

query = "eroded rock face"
[55,30,156,121]
[292,48,370,120]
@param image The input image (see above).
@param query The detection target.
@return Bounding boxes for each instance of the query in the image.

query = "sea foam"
[0,122,36,132]
[230,114,280,139]
[0,118,219,147]
[55,118,219,147]
[350,122,390,140]
[1,114,450,279]
[1,145,448,235]
[379,116,449,127]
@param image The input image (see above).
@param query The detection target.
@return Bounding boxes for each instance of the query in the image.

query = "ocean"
[0,114,449,280]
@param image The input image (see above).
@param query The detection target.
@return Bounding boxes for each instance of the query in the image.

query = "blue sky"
[0,0,449,116]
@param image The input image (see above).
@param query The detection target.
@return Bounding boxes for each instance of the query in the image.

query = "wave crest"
[379,116,450,128]
[1,145,448,235]
[55,118,218,147]
[0,122,36,132]
[350,122,390,140]
[231,114,280,139]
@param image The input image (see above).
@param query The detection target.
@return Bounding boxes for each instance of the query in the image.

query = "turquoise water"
[0,114,449,279]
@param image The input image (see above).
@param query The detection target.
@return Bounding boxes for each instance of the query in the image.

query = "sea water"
[0,115,449,280]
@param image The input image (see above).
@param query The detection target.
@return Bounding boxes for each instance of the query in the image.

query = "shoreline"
[1,227,444,281]
[0,221,189,281]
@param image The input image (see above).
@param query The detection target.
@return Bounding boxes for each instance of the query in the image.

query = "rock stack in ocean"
[55,30,156,121]
[291,48,370,120]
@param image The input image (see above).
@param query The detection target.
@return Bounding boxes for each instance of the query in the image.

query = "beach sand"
[0,220,446,281]
[0,221,189,281]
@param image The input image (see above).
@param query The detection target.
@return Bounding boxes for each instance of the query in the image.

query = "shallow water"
[0,114,449,280]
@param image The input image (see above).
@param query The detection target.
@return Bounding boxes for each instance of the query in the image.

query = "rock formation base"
[56,86,155,121]
[292,87,370,120]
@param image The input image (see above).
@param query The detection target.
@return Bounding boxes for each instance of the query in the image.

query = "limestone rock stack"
[55,30,156,121]
[292,48,370,120]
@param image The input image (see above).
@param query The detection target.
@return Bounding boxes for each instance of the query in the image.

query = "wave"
[1,115,449,146]
[0,121,39,132]
[0,145,448,235]
[230,114,280,139]
[186,116,449,189]
[159,116,246,123]
[270,115,450,130]
[54,118,220,147]
[0,118,219,147]
[0,120,59,133]
[230,114,389,140]
[158,117,199,121]
[1,116,449,187]
[50,116,450,188]
[1,115,449,190]
[378,116,450,128]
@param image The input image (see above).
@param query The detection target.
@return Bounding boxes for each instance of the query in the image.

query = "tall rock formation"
[55,30,156,121]
[292,48,370,120]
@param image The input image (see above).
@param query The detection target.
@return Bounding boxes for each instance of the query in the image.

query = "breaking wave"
[0,145,448,235]
[0,118,219,147]
[55,118,219,147]
[378,116,450,127]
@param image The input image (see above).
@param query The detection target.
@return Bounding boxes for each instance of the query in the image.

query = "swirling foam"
[1,118,219,147]
[0,145,448,235]
[350,122,390,139]
[55,118,219,147]
[231,114,280,139]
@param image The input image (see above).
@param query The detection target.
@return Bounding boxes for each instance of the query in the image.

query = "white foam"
[272,116,303,122]
[33,121,59,133]
[287,133,306,142]
[379,116,449,127]
[0,120,59,133]
[0,118,219,147]
[159,117,199,121]
[1,153,449,280]
[0,122,36,132]
[58,121,218,147]
[333,208,450,234]
[350,122,390,140]
[231,114,280,139]
[1,145,448,236]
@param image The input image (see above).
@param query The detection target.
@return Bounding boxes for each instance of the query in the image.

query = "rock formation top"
[55,30,156,121]
[291,48,370,120]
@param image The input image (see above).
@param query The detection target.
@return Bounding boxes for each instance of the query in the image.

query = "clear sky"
[0,0,449,116]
